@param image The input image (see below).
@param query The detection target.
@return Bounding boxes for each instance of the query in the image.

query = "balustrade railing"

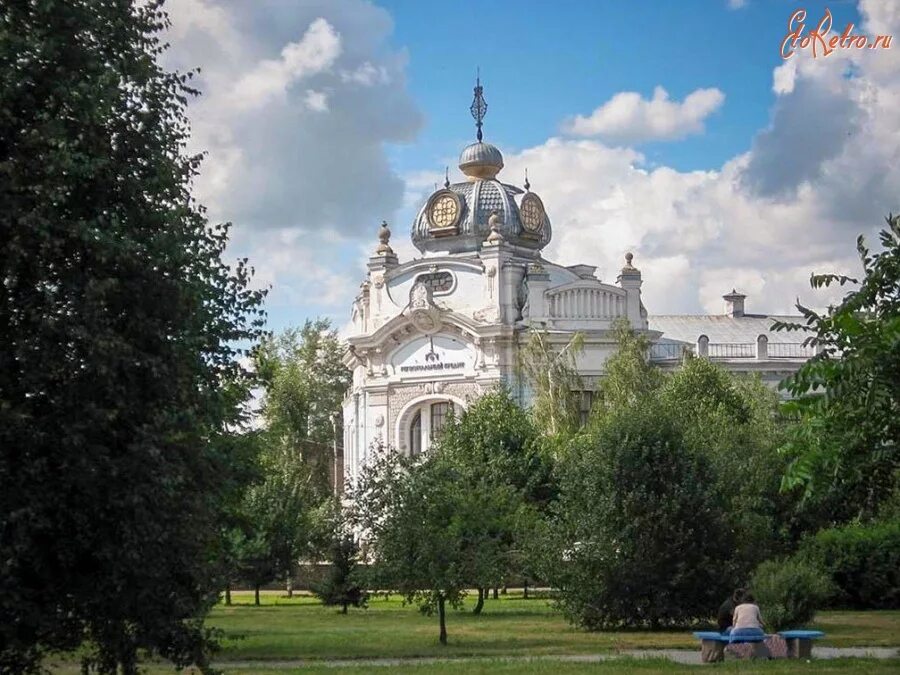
[649,341,814,361]
[649,343,693,361]
[768,342,817,358]
[707,343,756,358]
[547,287,624,320]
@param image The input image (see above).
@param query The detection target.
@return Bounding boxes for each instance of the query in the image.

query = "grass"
[42,591,899,672]
[205,591,900,661]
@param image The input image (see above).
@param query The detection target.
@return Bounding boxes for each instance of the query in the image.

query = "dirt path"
[213,646,900,670]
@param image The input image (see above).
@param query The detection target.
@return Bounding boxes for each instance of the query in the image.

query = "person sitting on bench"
[717,588,746,633]
[731,590,765,640]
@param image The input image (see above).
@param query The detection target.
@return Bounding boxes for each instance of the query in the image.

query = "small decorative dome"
[459,141,504,180]
[410,77,551,255]
[412,177,552,254]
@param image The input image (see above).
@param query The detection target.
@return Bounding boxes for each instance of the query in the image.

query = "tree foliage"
[231,319,349,599]
[256,319,349,446]
[312,500,369,614]
[799,520,900,609]
[434,387,555,508]
[311,529,368,613]
[774,215,900,519]
[350,447,526,644]
[518,329,584,440]
[547,402,734,629]
[432,388,551,608]
[592,326,793,577]
[237,437,324,601]
[659,356,795,575]
[0,1,266,671]
[750,557,833,631]
[592,320,662,418]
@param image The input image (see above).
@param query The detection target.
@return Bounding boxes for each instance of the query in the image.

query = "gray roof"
[459,141,504,172]
[411,179,552,253]
[648,314,805,345]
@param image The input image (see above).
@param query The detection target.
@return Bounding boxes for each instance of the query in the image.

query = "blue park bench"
[779,630,826,658]
[692,629,825,662]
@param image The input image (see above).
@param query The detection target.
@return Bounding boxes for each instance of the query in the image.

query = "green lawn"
[42,591,899,672]
[206,591,900,661]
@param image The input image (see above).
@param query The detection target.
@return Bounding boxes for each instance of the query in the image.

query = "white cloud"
[727,0,748,9]
[500,0,899,315]
[232,18,341,110]
[164,0,898,324]
[163,0,422,320]
[771,61,796,94]
[502,138,864,315]
[562,86,725,143]
[341,62,390,86]
[304,89,329,112]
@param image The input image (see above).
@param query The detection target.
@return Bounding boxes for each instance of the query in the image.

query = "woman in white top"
[730,591,766,639]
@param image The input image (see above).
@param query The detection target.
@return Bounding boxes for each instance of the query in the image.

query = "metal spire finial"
[524,168,530,192]
[470,69,487,142]
[444,166,450,189]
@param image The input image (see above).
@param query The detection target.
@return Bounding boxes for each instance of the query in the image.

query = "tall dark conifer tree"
[0,1,266,671]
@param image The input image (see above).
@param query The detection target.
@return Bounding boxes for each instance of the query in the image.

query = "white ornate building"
[340,87,813,485]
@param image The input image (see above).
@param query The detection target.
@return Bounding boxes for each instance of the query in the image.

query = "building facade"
[341,89,811,484]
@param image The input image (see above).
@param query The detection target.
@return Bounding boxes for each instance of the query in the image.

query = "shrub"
[311,534,368,614]
[547,402,734,629]
[750,557,832,631]
[800,520,900,609]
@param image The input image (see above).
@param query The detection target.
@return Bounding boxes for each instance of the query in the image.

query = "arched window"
[430,401,455,439]
[409,410,422,457]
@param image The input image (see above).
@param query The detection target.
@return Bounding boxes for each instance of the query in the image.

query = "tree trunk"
[225,584,232,606]
[286,571,293,598]
[523,579,529,600]
[342,602,348,614]
[493,587,499,600]
[501,584,508,595]
[473,587,484,615]
[438,594,447,645]
[254,584,261,606]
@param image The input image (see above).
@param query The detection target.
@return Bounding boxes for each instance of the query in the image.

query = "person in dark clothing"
[717,588,746,633]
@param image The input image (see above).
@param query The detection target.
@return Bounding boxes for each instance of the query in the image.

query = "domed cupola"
[458,141,504,180]
[411,77,552,255]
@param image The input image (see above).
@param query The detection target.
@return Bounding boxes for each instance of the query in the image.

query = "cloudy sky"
[165,0,900,332]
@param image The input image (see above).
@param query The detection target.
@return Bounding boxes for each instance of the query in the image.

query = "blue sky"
[384,0,838,173]
[165,0,895,334]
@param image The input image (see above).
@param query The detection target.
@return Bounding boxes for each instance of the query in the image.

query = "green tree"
[257,319,350,443]
[774,215,900,519]
[750,557,833,631]
[547,401,733,629]
[518,329,584,440]
[433,388,553,609]
[217,430,268,607]
[240,435,323,601]
[660,357,794,575]
[351,447,524,644]
[592,320,663,419]
[435,387,555,508]
[0,1,266,671]
[312,532,368,614]
[250,321,349,595]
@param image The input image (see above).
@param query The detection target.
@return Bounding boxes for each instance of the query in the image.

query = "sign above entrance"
[391,334,474,376]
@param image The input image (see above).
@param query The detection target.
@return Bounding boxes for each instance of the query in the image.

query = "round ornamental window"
[520,193,545,233]
[426,190,462,231]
